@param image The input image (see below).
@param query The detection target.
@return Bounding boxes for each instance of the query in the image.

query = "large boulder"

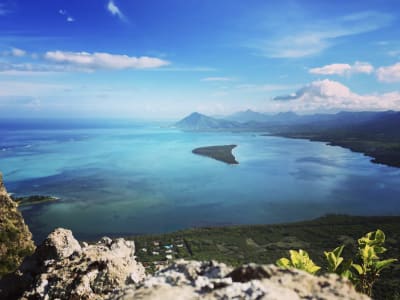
[0,228,145,300]
[0,173,35,277]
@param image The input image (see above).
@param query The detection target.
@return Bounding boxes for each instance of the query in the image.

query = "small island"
[11,195,59,206]
[192,145,238,164]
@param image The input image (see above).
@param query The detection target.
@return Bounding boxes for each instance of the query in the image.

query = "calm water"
[1,120,400,242]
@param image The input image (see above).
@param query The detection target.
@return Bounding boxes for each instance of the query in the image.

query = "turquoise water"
[1,122,400,242]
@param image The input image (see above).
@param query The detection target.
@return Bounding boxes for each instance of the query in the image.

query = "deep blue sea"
[1,119,400,242]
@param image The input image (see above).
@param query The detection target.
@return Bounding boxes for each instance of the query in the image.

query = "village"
[135,237,192,272]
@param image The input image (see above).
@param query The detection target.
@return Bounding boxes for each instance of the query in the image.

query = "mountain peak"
[175,112,239,130]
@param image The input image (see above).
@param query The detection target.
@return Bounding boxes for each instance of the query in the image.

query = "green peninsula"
[192,145,238,164]
[11,195,59,207]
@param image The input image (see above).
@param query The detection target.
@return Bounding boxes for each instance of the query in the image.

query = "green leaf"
[276,258,291,269]
[309,265,321,275]
[333,245,344,257]
[352,263,364,275]
[375,229,385,243]
[374,259,398,272]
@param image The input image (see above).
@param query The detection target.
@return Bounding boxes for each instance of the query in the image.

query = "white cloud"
[11,47,26,57]
[59,9,75,22]
[309,62,374,76]
[107,0,125,21]
[44,51,170,70]
[376,62,400,83]
[259,11,393,58]
[270,79,400,113]
[202,77,234,82]
[1,47,27,57]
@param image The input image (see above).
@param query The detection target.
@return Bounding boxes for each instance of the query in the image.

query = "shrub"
[276,229,397,297]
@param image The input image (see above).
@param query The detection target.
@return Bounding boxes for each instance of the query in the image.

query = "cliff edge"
[0,173,35,277]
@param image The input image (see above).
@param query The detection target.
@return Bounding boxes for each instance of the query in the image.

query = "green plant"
[276,249,321,274]
[351,229,397,296]
[276,229,397,297]
[324,245,352,279]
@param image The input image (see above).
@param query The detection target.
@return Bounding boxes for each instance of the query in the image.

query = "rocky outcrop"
[0,227,368,300]
[0,173,35,277]
[0,228,145,300]
[113,260,369,300]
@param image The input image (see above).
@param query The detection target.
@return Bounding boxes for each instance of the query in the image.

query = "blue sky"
[0,0,400,119]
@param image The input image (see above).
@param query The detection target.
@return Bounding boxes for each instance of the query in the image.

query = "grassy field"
[131,215,400,300]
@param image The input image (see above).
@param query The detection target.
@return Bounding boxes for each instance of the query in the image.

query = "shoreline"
[264,133,400,169]
[11,195,59,207]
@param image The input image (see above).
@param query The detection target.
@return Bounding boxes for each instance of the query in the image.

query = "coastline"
[11,195,59,207]
[264,133,400,168]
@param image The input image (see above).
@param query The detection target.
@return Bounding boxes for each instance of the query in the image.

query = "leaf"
[341,269,353,280]
[374,246,386,254]
[309,265,321,275]
[276,258,291,269]
[375,229,385,243]
[374,259,398,272]
[352,263,364,275]
[333,245,345,257]
[289,250,301,267]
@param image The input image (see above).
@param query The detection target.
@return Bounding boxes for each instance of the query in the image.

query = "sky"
[0,0,400,119]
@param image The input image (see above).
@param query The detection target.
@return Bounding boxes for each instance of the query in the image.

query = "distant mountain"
[175,110,400,135]
[174,112,239,130]
[225,109,270,123]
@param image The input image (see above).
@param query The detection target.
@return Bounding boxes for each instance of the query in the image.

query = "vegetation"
[192,145,238,164]
[131,215,400,299]
[0,190,35,277]
[277,229,397,297]
[276,249,320,274]
[10,195,58,207]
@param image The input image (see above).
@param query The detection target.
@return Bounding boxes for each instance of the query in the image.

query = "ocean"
[1,119,400,242]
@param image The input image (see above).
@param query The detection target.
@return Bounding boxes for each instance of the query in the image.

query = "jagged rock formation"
[0,227,368,300]
[0,173,35,277]
[0,228,146,300]
[113,260,369,300]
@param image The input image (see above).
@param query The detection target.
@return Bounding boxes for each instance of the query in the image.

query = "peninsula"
[11,195,59,207]
[192,145,238,164]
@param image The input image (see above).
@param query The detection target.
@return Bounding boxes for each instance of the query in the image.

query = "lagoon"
[1,120,400,242]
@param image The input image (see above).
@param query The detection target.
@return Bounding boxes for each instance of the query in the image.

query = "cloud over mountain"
[272,79,400,112]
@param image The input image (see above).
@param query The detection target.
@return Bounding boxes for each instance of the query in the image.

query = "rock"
[0,172,35,278]
[36,228,82,260]
[111,260,369,300]
[0,228,145,300]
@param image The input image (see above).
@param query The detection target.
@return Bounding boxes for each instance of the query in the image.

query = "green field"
[131,215,400,300]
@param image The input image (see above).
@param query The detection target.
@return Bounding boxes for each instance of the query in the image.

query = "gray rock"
[111,260,369,300]
[0,228,145,300]
[37,228,82,260]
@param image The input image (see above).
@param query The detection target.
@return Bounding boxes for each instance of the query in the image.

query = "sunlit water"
[1,120,399,242]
